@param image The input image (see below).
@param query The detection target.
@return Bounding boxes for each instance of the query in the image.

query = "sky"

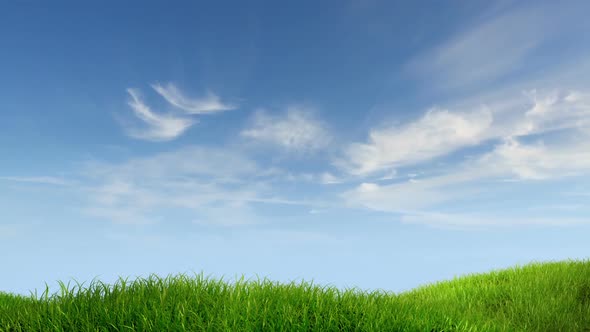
[1,0,590,297]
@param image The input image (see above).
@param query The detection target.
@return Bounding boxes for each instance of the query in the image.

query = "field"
[1,259,589,331]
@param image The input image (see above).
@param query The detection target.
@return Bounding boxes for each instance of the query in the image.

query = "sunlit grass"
[1,259,589,331]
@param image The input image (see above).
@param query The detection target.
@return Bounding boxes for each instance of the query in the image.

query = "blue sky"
[1,0,590,297]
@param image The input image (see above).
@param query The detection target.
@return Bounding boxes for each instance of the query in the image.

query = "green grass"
[1,259,589,331]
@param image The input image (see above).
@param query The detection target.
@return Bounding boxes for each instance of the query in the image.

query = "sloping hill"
[1,259,589,331]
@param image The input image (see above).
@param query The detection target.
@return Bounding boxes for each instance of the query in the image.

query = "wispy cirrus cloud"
[75,146,326,226]
[121,83,236,142]
[0,176,72,186]
[151,82,236,114]
[406,2,590,91]
[123,88,195,141]
[241,107,331,152]
[399,211,590,230]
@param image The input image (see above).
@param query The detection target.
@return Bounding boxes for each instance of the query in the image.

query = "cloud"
[241,107,331,152]
[475,89,590,180]
[341,88,590,227]
[258,169,348,186]
[342,174,476,212]
[339,107,493,176]
[75,146,327,226]
[478,136,590,180]
[399,211,590,230]
[83,146,259,181]
[319,172,342,184]
[121,83,236,142]
[340,88,590,178]
[0,176,72,186]
[411,10,539,87]
[406,2,588,90]
[81,205,159,225]
[77,147,260,224]
[343,132,590,215]
[514,90,590,136]
[151,82,236,114]
[124,88,194,141]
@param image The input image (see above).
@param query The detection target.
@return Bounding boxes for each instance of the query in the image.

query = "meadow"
[1,259,589,331]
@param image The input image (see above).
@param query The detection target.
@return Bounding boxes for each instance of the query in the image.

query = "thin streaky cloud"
[400,211,590,230]
[71,145,331,226]
[125,88,195,141]
[0,176,72,186]
[151,82,236,114]
[81,206,159,225]
[406,2,587,91]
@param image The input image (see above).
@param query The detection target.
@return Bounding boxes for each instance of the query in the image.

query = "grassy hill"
[1,259,589,331]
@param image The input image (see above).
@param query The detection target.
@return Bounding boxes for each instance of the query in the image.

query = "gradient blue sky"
[2,0,590,297]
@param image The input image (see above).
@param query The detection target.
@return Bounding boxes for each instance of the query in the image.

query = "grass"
[1,259,589,331]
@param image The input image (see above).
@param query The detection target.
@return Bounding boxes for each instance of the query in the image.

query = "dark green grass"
[1,259,589,331]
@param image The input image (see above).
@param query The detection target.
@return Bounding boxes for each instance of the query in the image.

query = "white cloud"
[399,211,590,230]
[378,169,397,181]
[124,88,194,141]
[83,146,259,181]
[241,107,331,152]
[76,147,258,224]
[406,2,581,90]
[258,169,348,186]
[357,182,379,193]
[75,146,327,226]
[340,107,493,176]
[343,133,590,215]
[320,172,342,184]
[341,88,590,178]
[0,176,71,186]
[518,90,590,136]
[151,82,236,114]
[342,174,477,212]
[121,83,237,142]
[475,89,590,180]
[478,136,590,180]
[341,88,590,227]
[81,205,159,225]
